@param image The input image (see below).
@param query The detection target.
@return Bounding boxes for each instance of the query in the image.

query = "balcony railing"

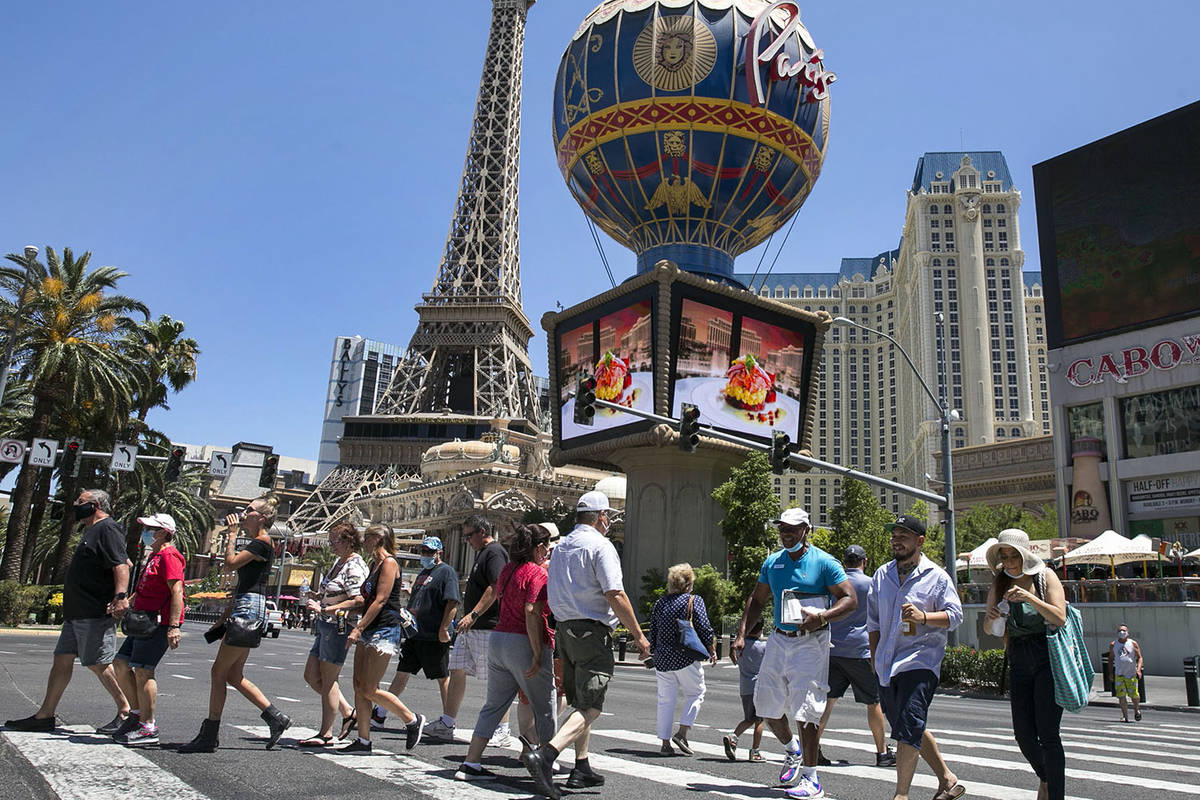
[959,577,1200,605]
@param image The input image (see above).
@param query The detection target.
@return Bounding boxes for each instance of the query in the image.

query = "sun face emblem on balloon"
[632,14,717,92]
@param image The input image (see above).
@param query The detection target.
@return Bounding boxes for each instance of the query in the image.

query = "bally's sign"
[1066,332,1200,387]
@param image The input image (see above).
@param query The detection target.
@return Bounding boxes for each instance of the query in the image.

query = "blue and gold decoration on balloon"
[553,0,835,282]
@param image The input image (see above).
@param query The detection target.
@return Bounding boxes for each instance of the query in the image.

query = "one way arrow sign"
[209,451,231,477]
[111,444,138,472]
[29,438,58,468]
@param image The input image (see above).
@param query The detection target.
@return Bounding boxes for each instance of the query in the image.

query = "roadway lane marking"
[262,665,286,670]
[594,728,1078,800]
[171,674,195,680]
[276,696,302,703]
[0,649,17,654]
[3,725,211,799]
[917,726,1200,761]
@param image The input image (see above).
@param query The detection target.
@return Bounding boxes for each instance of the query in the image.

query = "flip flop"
[298,735,333,748]
[339,712,357,740]
[931,783,966,800]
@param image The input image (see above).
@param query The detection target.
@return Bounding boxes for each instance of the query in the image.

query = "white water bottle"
[987,600,1009,637]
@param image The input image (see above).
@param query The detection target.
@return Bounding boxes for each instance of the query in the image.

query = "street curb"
[0,626,61,637]
[936,686,1200,714]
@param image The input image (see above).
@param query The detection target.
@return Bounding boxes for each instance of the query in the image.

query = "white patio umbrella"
[1185,547,1200,560]
[955,537,998,572]
[1062,529,1155,577]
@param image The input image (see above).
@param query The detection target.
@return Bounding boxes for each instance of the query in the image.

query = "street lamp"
[834,314,959,640]
[0,246,38,405]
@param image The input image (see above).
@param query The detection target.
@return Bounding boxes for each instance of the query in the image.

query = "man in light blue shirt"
[732,507,857,799]
[814,544,894,768]
[867,515,965,800]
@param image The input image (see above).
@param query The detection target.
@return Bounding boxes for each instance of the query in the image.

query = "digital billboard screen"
[669,290,816,446]
[557,290,656,448]
[1034,101,1200,349]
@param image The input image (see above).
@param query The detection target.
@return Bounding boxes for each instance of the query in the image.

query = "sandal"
[339,712,358,740]
[298,735,333,747]
[931,783,966,800]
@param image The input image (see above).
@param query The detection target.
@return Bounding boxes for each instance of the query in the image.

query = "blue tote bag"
[1037,572,1092,712]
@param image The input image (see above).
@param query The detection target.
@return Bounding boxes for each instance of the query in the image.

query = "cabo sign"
[1066,332,1200,387]
[744,1,836,107]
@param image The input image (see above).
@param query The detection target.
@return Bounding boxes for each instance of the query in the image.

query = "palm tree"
[0,247,148,581]
[130,315,199,421]
[113,434,216,560]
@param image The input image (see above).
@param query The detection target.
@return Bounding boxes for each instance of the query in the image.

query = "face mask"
[73,502,97,521]
[1118,630,1128,640]
[1004,569,1023,579]
[420,555,436,569]
[141,531,156,548]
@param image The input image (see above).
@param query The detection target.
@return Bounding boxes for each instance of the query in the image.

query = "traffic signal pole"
[588,396,948,509]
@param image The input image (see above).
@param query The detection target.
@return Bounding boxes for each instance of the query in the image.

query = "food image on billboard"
[558,297,655,445]
[670,296,813,445]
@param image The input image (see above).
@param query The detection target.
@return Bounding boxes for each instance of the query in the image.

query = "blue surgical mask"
[141,531,156,548]
[420,555,436,569]
[785,540,806,553]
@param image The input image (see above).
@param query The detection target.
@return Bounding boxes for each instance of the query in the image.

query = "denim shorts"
[55,617,117,667]
[310,619,350,665]
[231,592,265,622]
[116,625,170,670]
[880,668,939,748]
[361,624,403,656]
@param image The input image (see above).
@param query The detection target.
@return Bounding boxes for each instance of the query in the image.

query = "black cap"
[885,514,927,536]
[843,544,867,563]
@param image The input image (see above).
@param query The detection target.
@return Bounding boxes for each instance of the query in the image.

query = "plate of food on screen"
[693,354,798,427]
[594,351,646,414]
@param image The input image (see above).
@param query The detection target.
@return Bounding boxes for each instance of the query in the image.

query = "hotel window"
[775,287,784,297]
[996,204,1006,213]
[983,218,993,227]
[930,219,939,228]
[999,232,1008,249]
[930,204,939,214]
[984,232,994,250]
[982,204,992,214]
[944,204,952,214]
[997,218,1006,227]
[790,287,799,298]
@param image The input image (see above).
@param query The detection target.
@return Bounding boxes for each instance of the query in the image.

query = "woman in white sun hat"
[984,528,1069,800]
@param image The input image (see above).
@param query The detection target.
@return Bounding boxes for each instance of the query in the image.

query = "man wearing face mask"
[5,490,133,734]
[1108,624,1144,722]
[111,513,186,745]
[730,507,857,800]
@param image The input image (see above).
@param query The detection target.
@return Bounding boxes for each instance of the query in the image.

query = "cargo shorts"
[556,619,614,712]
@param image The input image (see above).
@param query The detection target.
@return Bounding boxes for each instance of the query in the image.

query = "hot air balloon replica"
[543,0,836,582]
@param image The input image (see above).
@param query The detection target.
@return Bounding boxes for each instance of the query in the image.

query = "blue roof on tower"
[911,152,1014,193]
[1023,271,1042,290]
[736,248,900,290]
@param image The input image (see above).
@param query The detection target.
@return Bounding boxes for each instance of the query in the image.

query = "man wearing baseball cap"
[380,535,460,731]
[867,515,965,800]
[521,490,649,799]
[814,544,894,768]
[731,507,857,800]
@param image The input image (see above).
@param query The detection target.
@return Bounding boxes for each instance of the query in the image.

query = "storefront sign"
[1128,471,1200,514]
[1066,332,1200,387]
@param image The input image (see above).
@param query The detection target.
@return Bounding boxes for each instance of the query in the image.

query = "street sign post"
[111,444,138,472]
[209,451,231,477]
[28,438,58,467]
[0,439,27,464]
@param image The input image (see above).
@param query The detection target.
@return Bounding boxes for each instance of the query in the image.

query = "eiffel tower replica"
[288,0,542,535]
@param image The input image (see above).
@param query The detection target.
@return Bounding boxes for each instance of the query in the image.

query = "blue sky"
[2,1,1197,465]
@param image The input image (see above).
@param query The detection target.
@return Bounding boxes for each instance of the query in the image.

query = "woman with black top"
[341,523,426,753]
[984,529,1069,800]
[180,494,292,753]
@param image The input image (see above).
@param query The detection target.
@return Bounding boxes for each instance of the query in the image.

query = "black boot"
[261,705,291,750]
[178,718,220,753]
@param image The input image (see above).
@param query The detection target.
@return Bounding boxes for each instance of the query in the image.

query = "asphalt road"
[0,628,1191,800]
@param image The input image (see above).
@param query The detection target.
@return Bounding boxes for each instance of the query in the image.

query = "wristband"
[922,611,928,625]
[114,592,127,600]
[167,624,182,629]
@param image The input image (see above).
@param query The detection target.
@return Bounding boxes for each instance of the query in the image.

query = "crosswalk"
[2,713,1193,799]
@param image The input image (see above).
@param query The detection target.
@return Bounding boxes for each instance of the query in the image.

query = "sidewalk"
[1085,673,1199,714]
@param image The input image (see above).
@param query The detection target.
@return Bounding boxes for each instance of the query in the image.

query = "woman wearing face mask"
[456,524,557,781]
[985,529,1069,800]
[342,523,426,753]
[298,521,370,746]
[110,513,186,746]
[180,494,292,753]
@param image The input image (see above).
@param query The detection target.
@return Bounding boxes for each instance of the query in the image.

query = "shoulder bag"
[224,614,265,648]
[120,554,170,639]
[676,594,711,662]
[1036,571,1092,712]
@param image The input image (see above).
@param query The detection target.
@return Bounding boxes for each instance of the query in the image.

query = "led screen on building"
[557,290,656,448]
[1034,101,1200,349]
[669,288,816,446]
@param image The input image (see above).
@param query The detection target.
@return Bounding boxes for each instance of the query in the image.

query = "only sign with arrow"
[209,451,231,477]
[111,444,138,472]
[28,438,58,468]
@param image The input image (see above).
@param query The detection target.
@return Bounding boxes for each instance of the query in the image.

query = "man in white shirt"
[867,515,965,800]
[521,491,649,800]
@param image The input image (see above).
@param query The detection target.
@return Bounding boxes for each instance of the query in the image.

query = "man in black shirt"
[5,489,133,733]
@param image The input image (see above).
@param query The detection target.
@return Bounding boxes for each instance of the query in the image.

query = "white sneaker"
[423,718,456,741]
[785,774,824,799]
[117,723,160,747]
[778,751,803,786]
[488,728,512,748]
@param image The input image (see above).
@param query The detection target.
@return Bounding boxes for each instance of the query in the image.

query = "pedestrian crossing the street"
[2,713,1193,799]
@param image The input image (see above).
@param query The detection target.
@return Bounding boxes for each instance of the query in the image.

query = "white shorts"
[448,628,492,677]
[753,629,831,725]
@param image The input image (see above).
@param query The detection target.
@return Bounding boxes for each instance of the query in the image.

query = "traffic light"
[258,454,279,488]
[678,403,701,452]
[573,377,597,426]
[770,430,791,475]
[62,438,83,477]
[164,446,185,482]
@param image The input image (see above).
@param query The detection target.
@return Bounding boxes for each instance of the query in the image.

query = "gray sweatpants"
[472,631,557,744]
